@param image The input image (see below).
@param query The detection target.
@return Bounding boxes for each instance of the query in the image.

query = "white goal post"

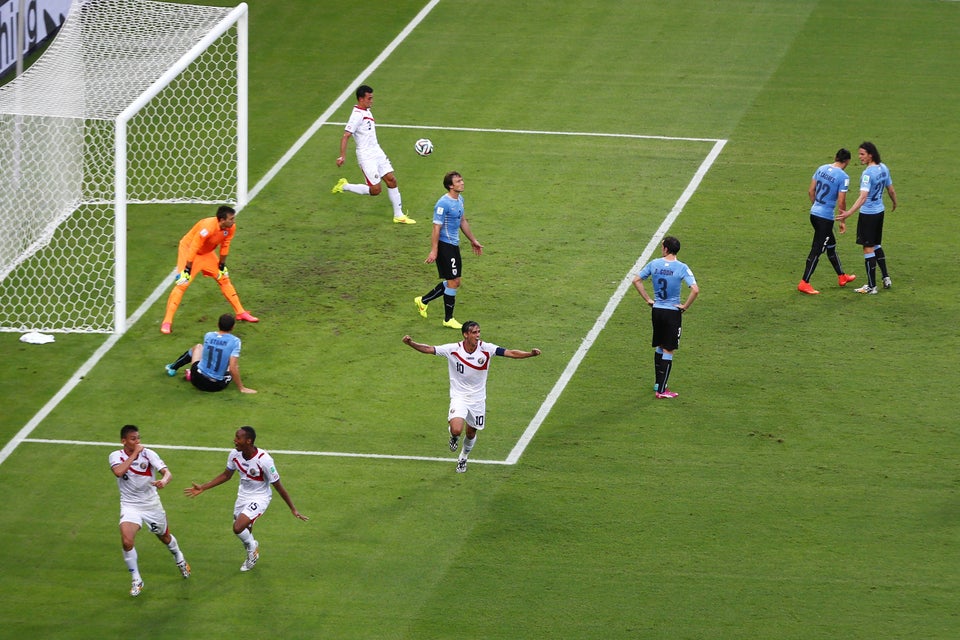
[0,0,248,334]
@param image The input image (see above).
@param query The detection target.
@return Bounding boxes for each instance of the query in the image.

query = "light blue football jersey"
[858,163,893,215]
[197,331,241,381]
[432,193,464,245]
[638,258,697,309]
[810,163,849,220]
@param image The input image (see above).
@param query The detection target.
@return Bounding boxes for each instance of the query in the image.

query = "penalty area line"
[504,138,727,465]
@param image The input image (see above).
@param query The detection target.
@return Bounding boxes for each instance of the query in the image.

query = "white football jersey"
[109,447,166,510]
[227,448,280,502]
[435,340,502,402]
[344,105,381,157]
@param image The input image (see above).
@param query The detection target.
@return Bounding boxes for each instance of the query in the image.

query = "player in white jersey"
[331,84,415,225]
[403,321,541,473]
[109,425,190,596]
[184,426,308,572]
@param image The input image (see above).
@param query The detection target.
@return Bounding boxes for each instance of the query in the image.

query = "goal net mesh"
[0,0,242,333]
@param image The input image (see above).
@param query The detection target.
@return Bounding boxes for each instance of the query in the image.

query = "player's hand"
[336,155,345,167]
[531,349,541,357]
[424,251,436,264]
[183,483,202,498]
[472,240,484,256]
[838,220,846,234]
[174,269,191,286]
[217,265,229,281]
[402,335,413,345]
[239,386,257,394]
[292,510,309,521]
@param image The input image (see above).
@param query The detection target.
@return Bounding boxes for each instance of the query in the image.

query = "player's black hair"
[239,425,256,443]
[461,320,479,335]
[443,171,462,190]
[216,205,236,220]
[663,236,681,255]
[835,148,851,163]
[356,84,373,100]
[120,424,139,439]
[859,141,881,164]
[218,313,236,332]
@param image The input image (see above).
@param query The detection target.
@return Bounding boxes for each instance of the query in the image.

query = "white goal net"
[0,0,247,333]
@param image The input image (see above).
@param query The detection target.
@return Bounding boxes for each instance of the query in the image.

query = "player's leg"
[162,247,195,332]
[165,344,197,376]
[151,514,190,577]
[119,516,143,595]
[855,216,879,293]
[456,407,484,473]
[234,501,264,571]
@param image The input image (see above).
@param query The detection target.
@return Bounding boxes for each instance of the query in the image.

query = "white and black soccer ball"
[414,138,434,156]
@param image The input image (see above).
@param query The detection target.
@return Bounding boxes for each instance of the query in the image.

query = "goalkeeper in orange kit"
[160,206,259,334]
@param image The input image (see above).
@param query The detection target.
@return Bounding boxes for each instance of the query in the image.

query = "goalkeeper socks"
[421,282,445,305]
[171,350,191,371]
[387,186,403,217]
[218,279,244,313]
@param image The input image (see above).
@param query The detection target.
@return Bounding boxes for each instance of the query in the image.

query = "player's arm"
[887,184,898,211]
[153,466,172,489]
[502,348,541,359]
[228,355,256,394]
[679,283,700,312]
[839,188,868,221]
[460,217,483,256]
[111,444,144,477]
[808,178,818,204]
[631,276,654,307]
[184,468,234,497]
[836,191,848,233]
[272,479,309,521]
[426,223,440,263]
[336,130,352,167]
[402,335,436,354]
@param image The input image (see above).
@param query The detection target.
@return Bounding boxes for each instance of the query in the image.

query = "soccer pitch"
[1,1,958,638]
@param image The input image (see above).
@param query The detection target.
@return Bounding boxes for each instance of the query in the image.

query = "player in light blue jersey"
[164,313,256,393]
[838,141,898,294]
[632,236,699,399]
[413,172,483,329]
[798,148,857,294]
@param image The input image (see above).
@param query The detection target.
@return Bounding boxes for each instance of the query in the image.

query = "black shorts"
[809,215,837,253]
[436,241,463,280]
[651,307,683,351]
[189,362,231,392]
[856,212,884,247]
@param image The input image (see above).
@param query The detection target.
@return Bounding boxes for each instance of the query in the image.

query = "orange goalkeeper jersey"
[180,217,234,261]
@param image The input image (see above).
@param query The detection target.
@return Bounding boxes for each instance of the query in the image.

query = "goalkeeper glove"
[174,268,191,286]
[217,263,229,281]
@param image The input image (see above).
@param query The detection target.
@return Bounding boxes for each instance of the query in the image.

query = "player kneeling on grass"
[184,427,308,572]
[165,313,256,394]
[110,425,191,597]
[402,321,541,473]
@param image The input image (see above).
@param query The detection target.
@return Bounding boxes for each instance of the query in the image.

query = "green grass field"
[1,0,958,638]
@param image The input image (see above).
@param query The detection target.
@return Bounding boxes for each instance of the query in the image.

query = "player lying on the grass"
[184,426,308,572]
[165,313,256,393]
[109,424,191,597]
[402,321,541,474]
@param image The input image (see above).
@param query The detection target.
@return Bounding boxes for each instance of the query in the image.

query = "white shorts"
[119,506,168,535]
[233,494,272,523]
[357,149,394,186]
[448,397,486,430]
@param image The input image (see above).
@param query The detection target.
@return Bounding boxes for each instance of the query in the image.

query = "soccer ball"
[414,138,434,156]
